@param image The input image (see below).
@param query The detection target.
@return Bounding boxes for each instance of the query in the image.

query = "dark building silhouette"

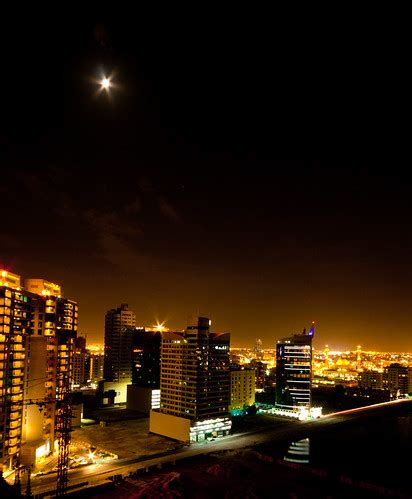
[103,304,136,383]
[131,328,161,387]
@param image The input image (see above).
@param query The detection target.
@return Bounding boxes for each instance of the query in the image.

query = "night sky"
[1,17,410,351]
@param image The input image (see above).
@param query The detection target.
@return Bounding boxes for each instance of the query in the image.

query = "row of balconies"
[9,419,22,429]
[8,428,21,438]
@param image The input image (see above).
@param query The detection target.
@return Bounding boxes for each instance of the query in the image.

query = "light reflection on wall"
[284,438,310,464]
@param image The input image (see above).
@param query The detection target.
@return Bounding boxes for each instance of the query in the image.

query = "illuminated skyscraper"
[103,304,136,383]
[275,323,314,410]
[0,271,31,472]
[0,271,78,473]
[150,317,231,443]
[23,278,78,468]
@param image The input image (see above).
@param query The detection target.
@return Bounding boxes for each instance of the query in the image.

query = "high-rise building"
[23,278,78,469]
[103,304,136,384]
[358,370,384,390]
[249,359,267,390]
[275,323,314,410]
[127,327,162,413]
[0,271,31,472]
[89,352,104,384]
[150,317,231,443]
[131,328,161,388]
[72,336,87,386]
[230,367,255,411]
[384,363,410,398]
[0,270,78,473]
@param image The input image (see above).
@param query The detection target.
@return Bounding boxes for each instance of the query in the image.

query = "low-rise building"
[230,367,255,410]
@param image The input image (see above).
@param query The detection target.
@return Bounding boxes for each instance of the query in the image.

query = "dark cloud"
[157,197,182,224]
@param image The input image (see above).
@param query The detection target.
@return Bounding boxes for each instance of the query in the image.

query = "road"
[27,398,411,497]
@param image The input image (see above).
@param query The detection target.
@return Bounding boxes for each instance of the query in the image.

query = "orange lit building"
[0,270,78,473]
[0,271,30,472]
[230,366,255,410]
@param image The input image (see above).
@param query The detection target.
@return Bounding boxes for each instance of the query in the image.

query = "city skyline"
[1,268,412,353]
[2,19,412,354]
[1,13,411,499]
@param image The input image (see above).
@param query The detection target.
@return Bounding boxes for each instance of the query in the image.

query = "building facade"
[275,323,314,410]
[249,359,267,390]
[150,317,231,443]
[0,271,31,472]
[104,304,136,384]
[384,363,411,398]
[0,270,78,472]
[72,336,86,386]
[358,370,384,390]
[230,367,255,411]
[89,352,104,384]
[131,328,161,388]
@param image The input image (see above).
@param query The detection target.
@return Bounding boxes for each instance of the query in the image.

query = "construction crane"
[11,369,73,497]
[55,371,72,497]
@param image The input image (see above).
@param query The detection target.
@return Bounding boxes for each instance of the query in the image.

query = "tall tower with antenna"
[356,345,362,371]
[324,345,330,367]
[255,338,263,359]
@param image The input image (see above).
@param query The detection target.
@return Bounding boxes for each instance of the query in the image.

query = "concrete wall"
[127,385,151,413]
[149,411,190,443]
[22,336,49,442]
[101,381,129,404]
[72,403,83,427]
